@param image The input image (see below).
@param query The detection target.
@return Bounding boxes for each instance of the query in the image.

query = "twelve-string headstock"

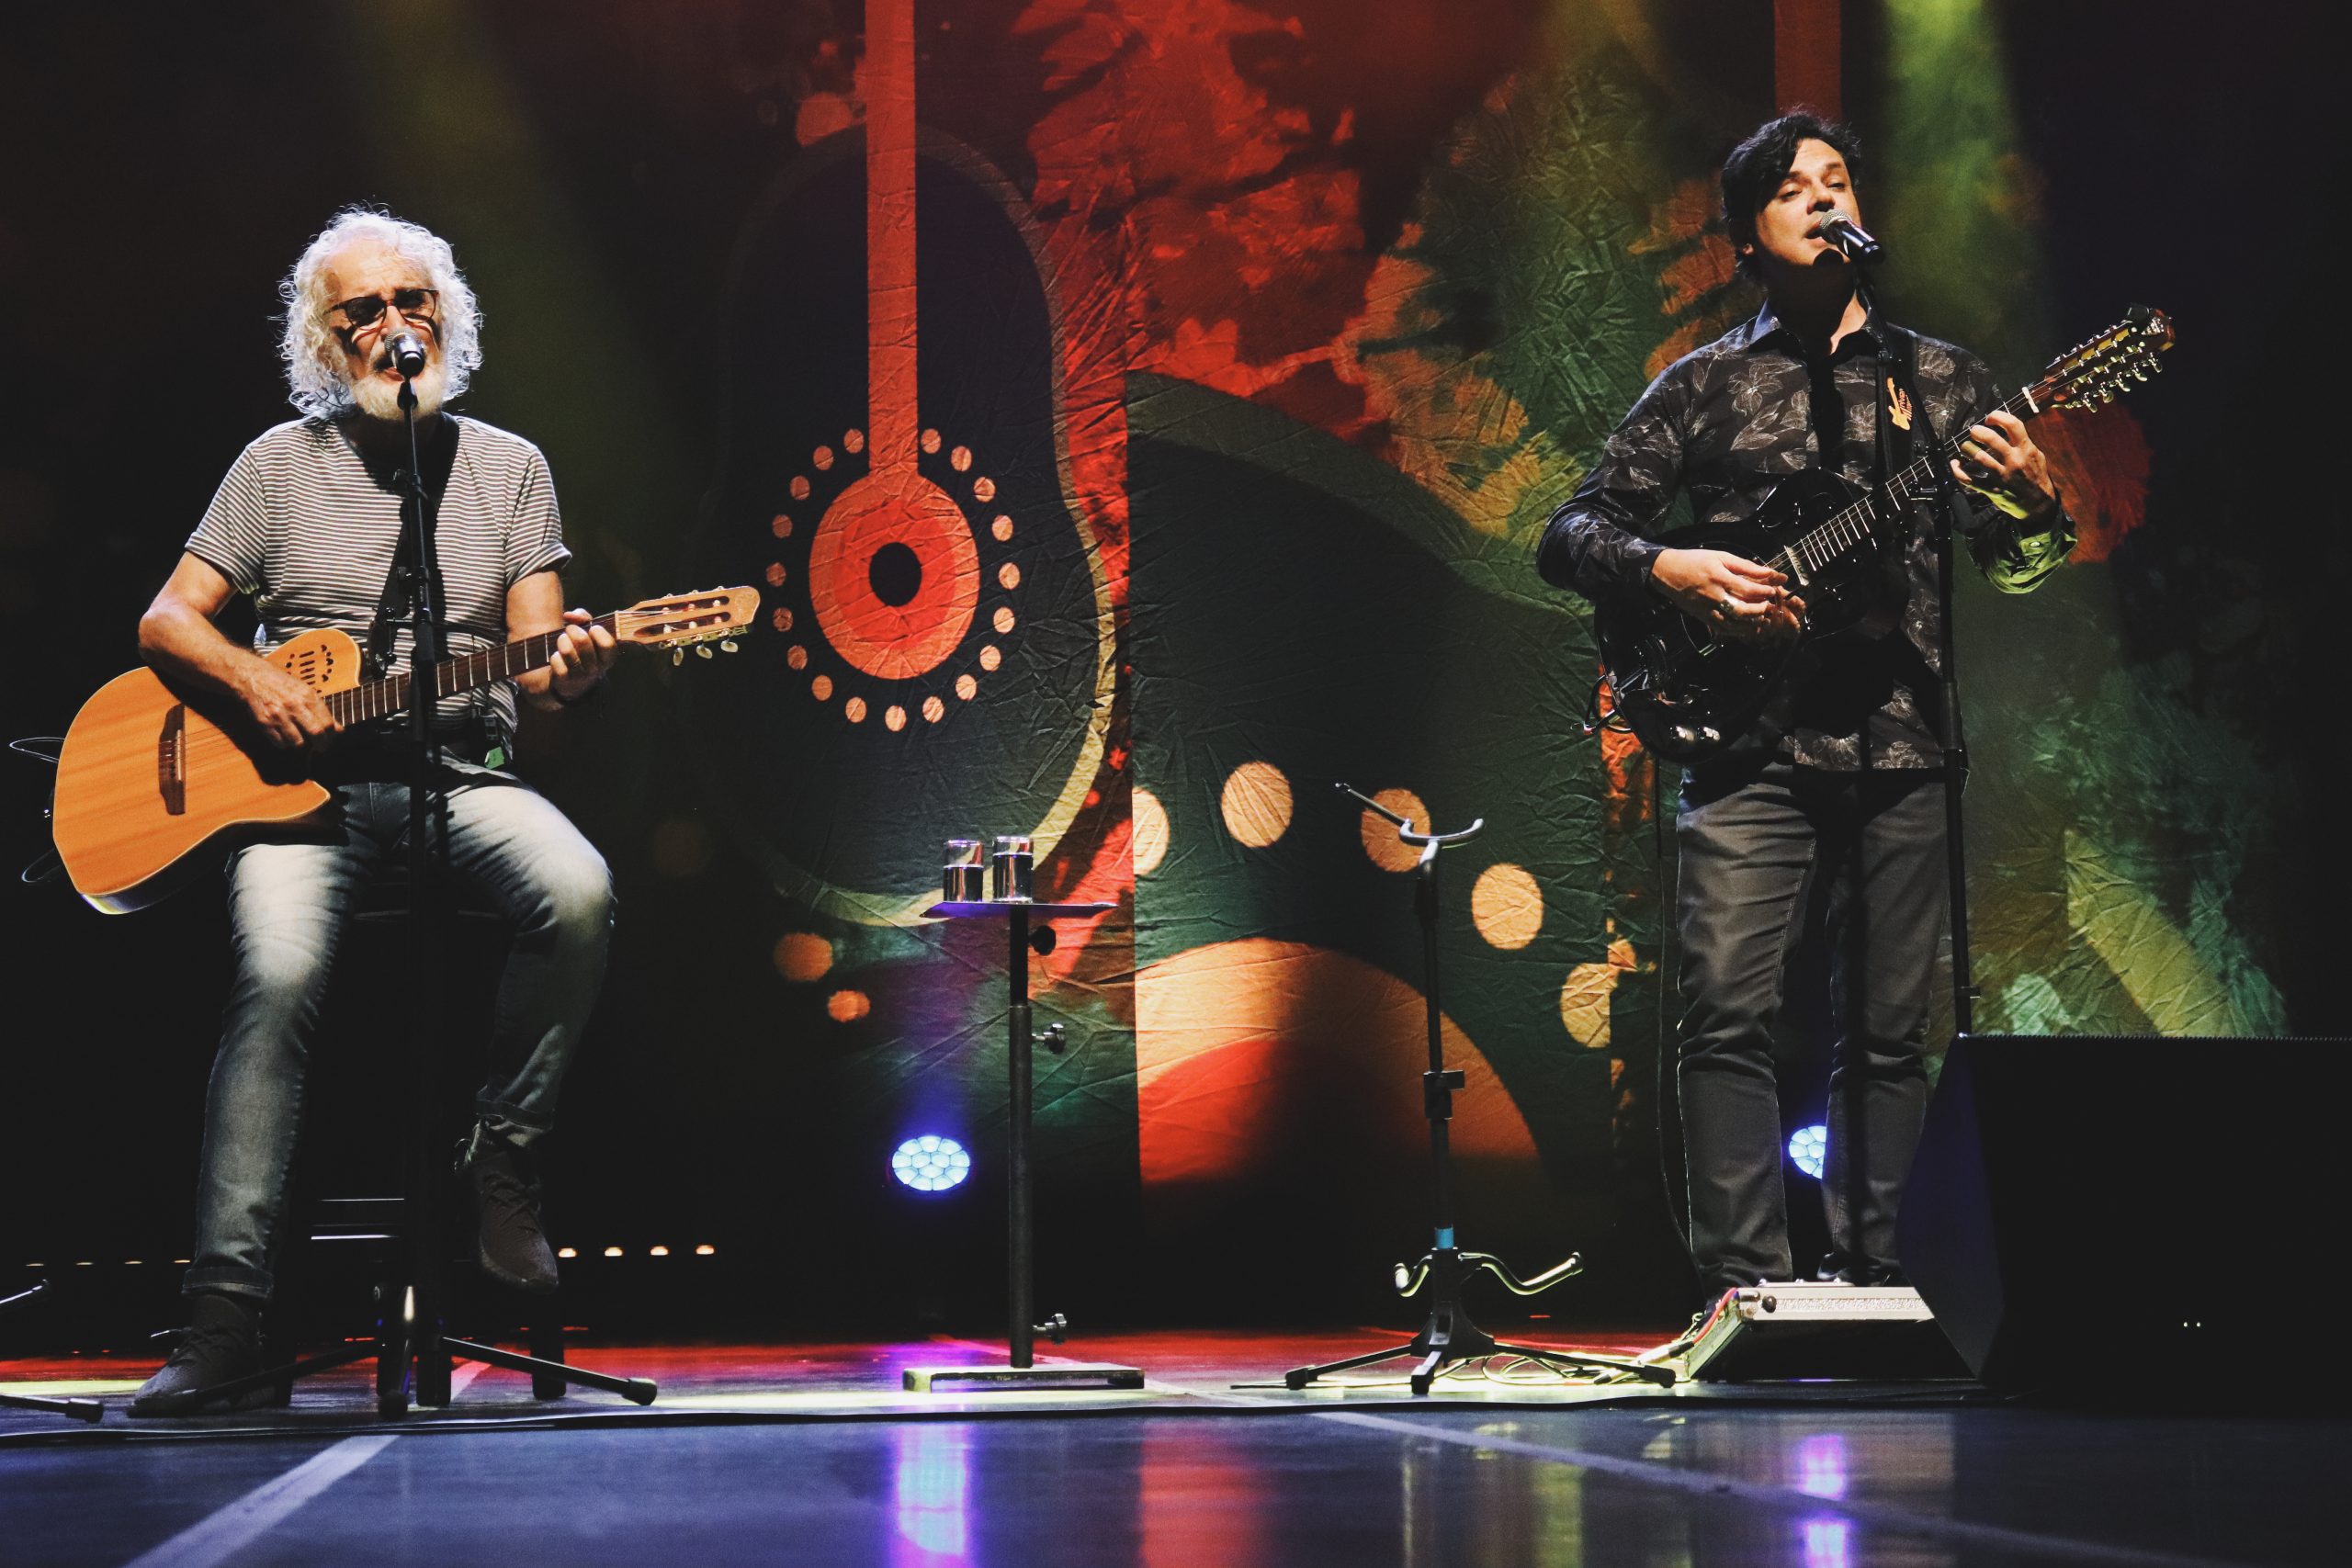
[615,586,763,662]
[2031,304,2176,412]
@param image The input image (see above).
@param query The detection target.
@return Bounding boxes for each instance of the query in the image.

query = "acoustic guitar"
[51,586,760,912]
[1593,306,2174,763]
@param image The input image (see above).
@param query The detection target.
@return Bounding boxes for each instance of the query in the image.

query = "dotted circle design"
[762,429,1030,734]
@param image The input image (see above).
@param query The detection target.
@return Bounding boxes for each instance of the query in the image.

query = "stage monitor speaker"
[1897,1032,2351,1400]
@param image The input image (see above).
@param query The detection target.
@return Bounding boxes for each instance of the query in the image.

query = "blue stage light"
[891,1135,972,1192]
[1788,1123,1828,1180]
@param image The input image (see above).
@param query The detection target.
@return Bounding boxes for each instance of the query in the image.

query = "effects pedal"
[1685,1280,1972,1382]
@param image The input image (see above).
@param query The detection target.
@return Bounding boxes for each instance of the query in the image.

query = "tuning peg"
[720,639,739,653]
[673,649,684,667]
[696,644,713,660]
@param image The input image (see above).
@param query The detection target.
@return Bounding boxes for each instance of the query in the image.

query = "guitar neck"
[1781,388,2041,575]
[1882,388,2040,518]
[323,613,621,727]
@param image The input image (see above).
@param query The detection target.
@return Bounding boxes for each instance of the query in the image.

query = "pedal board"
[1685,1281,1973,1382]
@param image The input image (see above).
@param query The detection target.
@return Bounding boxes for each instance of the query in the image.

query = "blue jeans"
[183,775,613,1303]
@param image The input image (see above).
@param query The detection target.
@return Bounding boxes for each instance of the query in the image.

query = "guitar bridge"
[157,704,187,816]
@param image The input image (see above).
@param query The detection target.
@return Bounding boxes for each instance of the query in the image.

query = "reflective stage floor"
[5,1329,2345,1566]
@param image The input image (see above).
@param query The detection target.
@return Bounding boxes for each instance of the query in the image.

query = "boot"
[458,1127,560,1293]
[129,1292,278,1416]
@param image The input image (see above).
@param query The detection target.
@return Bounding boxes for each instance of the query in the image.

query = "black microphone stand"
[1859,261,1976,1035]
[383,367,457,1410]
[1927,460,1977,1034]
[1284,784,1673,1394]
[365,367,651,1413]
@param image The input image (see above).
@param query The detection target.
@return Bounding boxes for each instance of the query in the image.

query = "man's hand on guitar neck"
[1953,408,2059,523]
[1650,547,1805,644]
[509,575,618,711]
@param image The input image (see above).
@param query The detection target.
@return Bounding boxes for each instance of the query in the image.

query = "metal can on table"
[989,834,1034,902]
[943,840,986,902]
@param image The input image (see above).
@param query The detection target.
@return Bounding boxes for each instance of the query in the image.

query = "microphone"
[388,333,428,378]
[1815,213,1885,265]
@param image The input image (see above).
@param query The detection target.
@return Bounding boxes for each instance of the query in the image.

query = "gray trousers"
[1672,761,1946,1299]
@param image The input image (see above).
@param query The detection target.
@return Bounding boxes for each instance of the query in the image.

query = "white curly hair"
[277,208,482,418]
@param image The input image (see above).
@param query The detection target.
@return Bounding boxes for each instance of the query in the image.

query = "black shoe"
[129,1293,278,1416]
[459,1130,560,1293]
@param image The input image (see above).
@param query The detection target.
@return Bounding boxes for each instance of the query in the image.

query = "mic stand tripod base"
[1281,1248,1675,1396]
[153,1330,660,1420]
[0,1392,103,1422]
[0,1281,105,1421]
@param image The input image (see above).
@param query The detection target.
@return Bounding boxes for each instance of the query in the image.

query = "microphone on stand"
[388,333,428,378]
[1815,213,1886,265]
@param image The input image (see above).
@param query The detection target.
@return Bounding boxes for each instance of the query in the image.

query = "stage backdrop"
[1,1,2329,1332]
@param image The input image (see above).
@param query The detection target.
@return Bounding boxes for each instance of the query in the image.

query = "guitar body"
[1595,468,1898,766]
[53,629,356,912]
[1591,304,2177,768]
[48,586,757,914]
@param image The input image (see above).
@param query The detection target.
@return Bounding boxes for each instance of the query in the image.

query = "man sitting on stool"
[130,209,616,1416]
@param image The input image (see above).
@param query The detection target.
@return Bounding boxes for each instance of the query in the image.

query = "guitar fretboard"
[1768,385,2042,581]
[322,613,622,728]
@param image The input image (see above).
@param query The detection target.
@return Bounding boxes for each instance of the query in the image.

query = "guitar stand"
[160,373,652,1420]
[7,737,67,890]
[1283,784,1674,1396]
[2,1282,104,1422]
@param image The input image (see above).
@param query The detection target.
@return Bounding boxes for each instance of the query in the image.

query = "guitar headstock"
[615,587,762,660]
[2032,304,2175,412]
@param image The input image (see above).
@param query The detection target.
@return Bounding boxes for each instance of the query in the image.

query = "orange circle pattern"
[777,431,1026,733]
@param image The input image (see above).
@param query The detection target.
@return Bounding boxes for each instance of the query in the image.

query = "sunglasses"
[322,288,439,333]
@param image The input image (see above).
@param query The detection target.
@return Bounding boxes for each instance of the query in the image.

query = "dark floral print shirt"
[1537,302,2075,770]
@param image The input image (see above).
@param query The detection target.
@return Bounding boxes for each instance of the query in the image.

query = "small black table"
[902,899,1141,1393]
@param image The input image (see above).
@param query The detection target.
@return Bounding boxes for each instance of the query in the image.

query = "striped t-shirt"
[187,413,570,754]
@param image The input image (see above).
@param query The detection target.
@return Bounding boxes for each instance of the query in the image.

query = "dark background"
[2,2,2338,1347]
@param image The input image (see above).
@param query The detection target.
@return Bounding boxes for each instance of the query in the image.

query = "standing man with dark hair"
[1537,115,2073,1308]
[130,209,618,1415]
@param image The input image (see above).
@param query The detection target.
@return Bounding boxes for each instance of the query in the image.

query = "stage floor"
[5,1327,2346,1566]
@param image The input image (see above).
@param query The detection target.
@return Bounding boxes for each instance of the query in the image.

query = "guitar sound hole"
[867,541,922,607]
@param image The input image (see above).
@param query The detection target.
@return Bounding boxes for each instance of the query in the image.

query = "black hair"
[1720,111,1863,281]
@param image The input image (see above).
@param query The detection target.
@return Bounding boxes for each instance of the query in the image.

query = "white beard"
[346,357,449,422]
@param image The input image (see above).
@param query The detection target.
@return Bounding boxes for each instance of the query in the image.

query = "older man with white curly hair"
[130,209,617,1416]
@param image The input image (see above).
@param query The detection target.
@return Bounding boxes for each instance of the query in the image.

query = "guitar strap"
[1872,321,1931,641]
[363,509,419,684]
[356,418,506,764]
[362,419,457,683]
[1876,321,1918,485]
